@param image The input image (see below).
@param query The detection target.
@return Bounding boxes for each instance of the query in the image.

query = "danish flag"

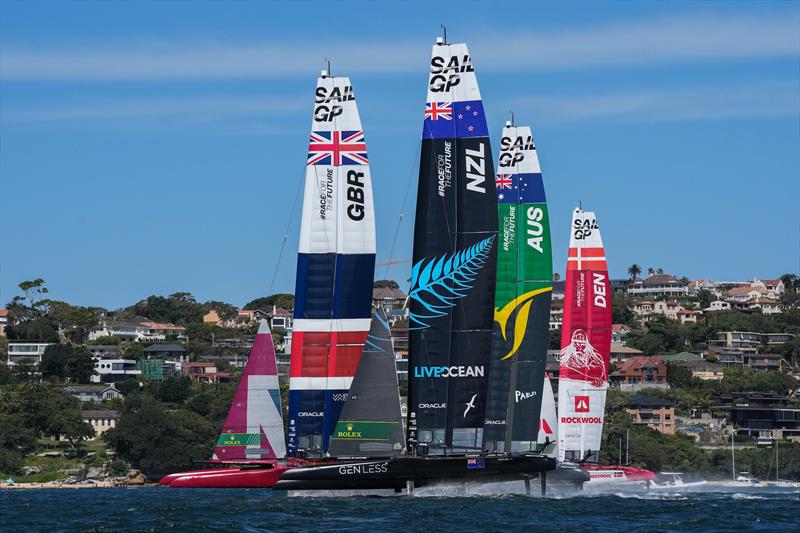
[567,247,607,271]
[424,102,452,121]
[307,130,368,166]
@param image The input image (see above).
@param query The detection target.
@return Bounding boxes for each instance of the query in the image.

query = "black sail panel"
[329,309,405,458]
[408,41,497,453]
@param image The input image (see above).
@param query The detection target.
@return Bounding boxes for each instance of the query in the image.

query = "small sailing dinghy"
[277,37,554,493]
[162,320,292,487]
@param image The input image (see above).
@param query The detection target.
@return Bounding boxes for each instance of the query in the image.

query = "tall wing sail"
[328,308,405,458]
[484,125,552,452]
[557,209,611,462]
[537,375,558,458]
[287,75,376,456]
[407,41,498,452]
[214,320,286,460]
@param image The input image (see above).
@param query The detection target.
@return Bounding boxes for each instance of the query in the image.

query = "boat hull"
[584,465,656,485]
[164,463,292,488]
[274,454,556,491]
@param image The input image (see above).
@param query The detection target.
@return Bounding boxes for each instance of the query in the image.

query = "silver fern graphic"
[408,235,495,329]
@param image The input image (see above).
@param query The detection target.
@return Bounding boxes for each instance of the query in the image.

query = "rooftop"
[143,343,186,353]
[629,394,673,408]
[80,410,120,419]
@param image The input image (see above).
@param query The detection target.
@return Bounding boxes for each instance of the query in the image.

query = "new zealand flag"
[422,100,488,140]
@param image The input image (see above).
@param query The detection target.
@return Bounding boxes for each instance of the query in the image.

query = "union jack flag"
[496,174,513,189]
[424,102,452,121]
[307,130,368,166]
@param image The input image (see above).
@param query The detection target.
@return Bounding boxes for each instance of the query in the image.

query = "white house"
[6,342,52,366]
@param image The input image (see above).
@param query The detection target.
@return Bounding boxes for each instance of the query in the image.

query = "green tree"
[155,376,192,403]
[611,294,635,325]
[696,289,715,309]
[40,344,96,383]
[666,363,693,389]
[627,264,642,280]
[203,301,238,321]
[373,280,400,289]
[104,400,216,479]
[243,294,294,312]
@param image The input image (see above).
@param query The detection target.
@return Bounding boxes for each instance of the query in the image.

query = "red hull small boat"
[166,463,291,488]
[584,465,656,484]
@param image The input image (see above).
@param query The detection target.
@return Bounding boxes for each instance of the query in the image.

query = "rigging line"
[383,138,421,282]
[267,157,305,297]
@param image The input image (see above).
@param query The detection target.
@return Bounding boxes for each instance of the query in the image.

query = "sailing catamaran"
[287,67,376,458]
[556,208,654,485]
[161,320,291,487]
[276,37,554,492]
[484,121,553,455]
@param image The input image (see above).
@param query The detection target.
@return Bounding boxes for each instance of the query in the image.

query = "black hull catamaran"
[276,36,554,493]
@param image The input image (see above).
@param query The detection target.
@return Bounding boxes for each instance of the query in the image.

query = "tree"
[553,273,561,282]
[155,376,192,403]
[627,264,642,280]
[696,289,714,309]
[666,363,693,389]
[244,294,294,312]
[656,268,664,275]
[42,300,100,343]
[40,344,96,383]
[647,267,655,276]
[48,410,95,449]
[373,280,399,289]
[203,301,238,321]
[104,400,216,479]
[612,294,635,325]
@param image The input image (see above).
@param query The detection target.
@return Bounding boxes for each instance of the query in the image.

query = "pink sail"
[213,319,286,461]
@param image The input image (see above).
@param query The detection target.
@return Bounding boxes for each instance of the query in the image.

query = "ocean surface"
[1,484,799,532]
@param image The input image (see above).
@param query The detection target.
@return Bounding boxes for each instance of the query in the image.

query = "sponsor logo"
[414,366,484,378]
[313,85,354,122]
[501,204,516,252]
[575,395,590,413]
[560,329,607,386]
[331,393,349,402]
[515,390,536,403]
[297,411,323,417]
[463,393,478,418]
[561,416,602,424]
[498,135,534,167]
[318,169,334,220]
[526,207,544,253]
[484,419,505,425]
[437,141,452,197]
[539,418,553,435]
[593,272,607,308]
[494,287,553,360]
[419,403,446,409]
[429,54,473,92]
[346,170,366,222]
[573,216,599,240]
[464,142,486,193]
[338,462,389,475]
[336,423,363,439]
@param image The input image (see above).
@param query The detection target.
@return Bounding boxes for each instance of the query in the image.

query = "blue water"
[1,486,799,532]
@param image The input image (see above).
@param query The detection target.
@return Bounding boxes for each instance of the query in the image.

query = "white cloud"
[3,96,305,123]
[509,82,800,123]
[1,12,797,81]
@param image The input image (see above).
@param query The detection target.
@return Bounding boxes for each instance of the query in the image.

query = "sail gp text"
[414,366,484,378]
[338,462,389,475]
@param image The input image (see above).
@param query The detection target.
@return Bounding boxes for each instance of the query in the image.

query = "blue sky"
[1,0,798,309]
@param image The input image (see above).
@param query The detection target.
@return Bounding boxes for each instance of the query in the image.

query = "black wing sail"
[328,308,405,458]
[407,41,498,453]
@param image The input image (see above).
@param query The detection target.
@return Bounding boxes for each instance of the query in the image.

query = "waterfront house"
[610,342,643,363]
[81,410,121,437]
[91,358,141,384]
[182,362,230,383]
[143,343,186,360]
[6,341,53,366]
[627,274,688,298]
[611,324,630,345]
[626,394,675,434]
[610,356,669,391]
[682,360,725,381]
[66,384,123,402]
[88,316,186,343]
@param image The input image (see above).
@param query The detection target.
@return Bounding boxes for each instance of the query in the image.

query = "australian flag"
[422,100,488,140]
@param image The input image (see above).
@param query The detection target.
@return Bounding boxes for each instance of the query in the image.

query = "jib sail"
[557,209,611,463]
[287,72,376,456]
[214,320,286,461]
[483,124,553,453]
[328,308,405,458]
[537,375,558,457]
[407,39,498,453]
